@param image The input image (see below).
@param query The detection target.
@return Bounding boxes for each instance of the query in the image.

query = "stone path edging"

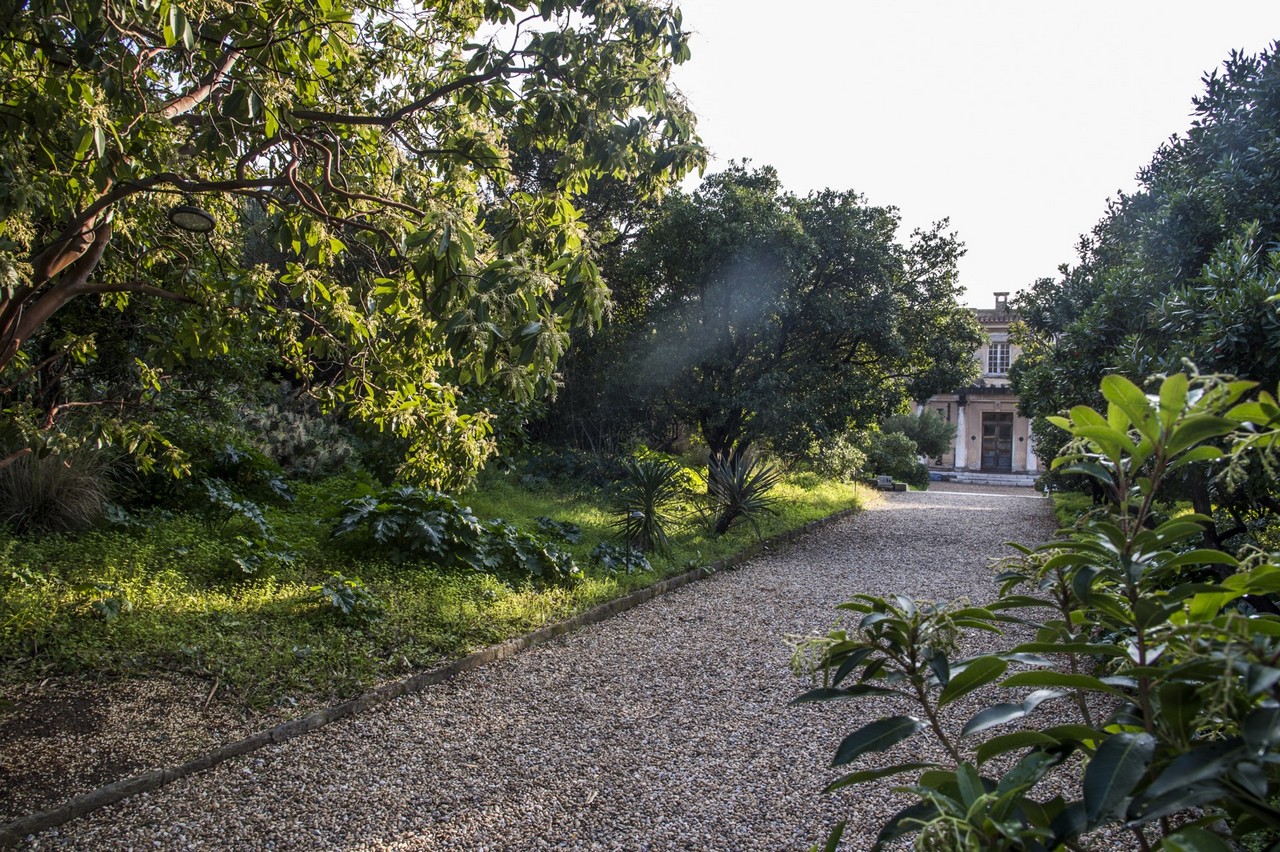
[0,504,861,848]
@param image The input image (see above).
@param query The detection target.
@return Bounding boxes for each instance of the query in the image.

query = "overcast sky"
[667,2,1280,307]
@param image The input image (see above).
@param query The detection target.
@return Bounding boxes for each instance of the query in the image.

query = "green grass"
[1050,490,1095,528]
[0,469,860,711]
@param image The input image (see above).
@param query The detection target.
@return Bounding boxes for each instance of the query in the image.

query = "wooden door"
[981,413,1013,471]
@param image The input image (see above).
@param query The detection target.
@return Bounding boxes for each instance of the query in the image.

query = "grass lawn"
[0,469,862,710]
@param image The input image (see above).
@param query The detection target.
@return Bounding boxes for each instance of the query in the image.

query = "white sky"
[668,1,1280,308]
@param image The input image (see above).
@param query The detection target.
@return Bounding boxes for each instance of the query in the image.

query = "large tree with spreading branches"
[0,0,703,484]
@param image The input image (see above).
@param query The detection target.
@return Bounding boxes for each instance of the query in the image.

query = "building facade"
[921,292,1037,483]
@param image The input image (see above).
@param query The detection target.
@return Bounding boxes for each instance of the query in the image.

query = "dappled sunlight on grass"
[0,469,861,709]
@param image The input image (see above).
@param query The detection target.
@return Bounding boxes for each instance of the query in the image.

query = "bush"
[865,430,929,489]
[805,433,868,482]
[331,485,580,587]
[0,450,111,532]
[240,395,355,480]
[882,410,953,460]
[795,372,1280,850]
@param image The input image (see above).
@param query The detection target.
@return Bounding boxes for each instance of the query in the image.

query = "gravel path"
[27,484,1062,851]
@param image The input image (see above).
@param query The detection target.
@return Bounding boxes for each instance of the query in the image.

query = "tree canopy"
[1012,42,1280,533]
[0,0,703,484]
[572,164,982,461]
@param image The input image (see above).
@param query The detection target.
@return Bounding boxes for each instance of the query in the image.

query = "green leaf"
[1166,415,1236,456]
[1158,372,1189,427]
[820,822,845,852]
[1001,671,1127,697]
[791,684,899,704]
[1142,738,1242,800]
[961,689,1066,737]
[1160,827,1234,852]
[832,716,922,766]
[975,730,1059,765]
[1243,705,1280,751]
[1083,732,1154,826]
[822,762,936,793]
[938,656,1007,708]
[1101,374,1156,439]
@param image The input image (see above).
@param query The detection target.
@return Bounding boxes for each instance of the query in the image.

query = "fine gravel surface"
[26,484,1125,851]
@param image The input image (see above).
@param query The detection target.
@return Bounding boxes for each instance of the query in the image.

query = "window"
[987,342,1010,375]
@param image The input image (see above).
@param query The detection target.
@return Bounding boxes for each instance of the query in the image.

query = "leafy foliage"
[1013,43,1280,527]
[804,433,869,482]
[796,371,1280,850]
[332,485,580,586]
[550,164,982,461]
[883,410,954,461]
[0,0,703,484]
[864,430,930,489]
[589,541,652,576]
[311,572,383,624]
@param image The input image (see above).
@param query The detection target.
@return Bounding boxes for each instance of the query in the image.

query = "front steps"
[932,471,1039,488]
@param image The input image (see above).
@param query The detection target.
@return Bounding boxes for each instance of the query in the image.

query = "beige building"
[921,292,1037,485]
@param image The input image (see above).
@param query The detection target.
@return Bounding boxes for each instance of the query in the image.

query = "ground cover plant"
[0,459,860,712]
[796,371,1280,850]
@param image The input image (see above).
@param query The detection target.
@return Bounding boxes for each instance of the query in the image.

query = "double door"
[981,412,1014,472]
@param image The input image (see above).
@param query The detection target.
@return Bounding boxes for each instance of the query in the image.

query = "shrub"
[794,372,1280,850]
[882,410,953,460]
[613,457,685,554]
[331,486,580,586]
[311,572,383,624]
[707,454,780,536]
[865,430,929,488]
[0,450,111,532]
[590,541,652,576]
[240,396,355,480]
[805,433,868,482]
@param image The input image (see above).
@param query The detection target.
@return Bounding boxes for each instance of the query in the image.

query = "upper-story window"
[987,341,1010,375]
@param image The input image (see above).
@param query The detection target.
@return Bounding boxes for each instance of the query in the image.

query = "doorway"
[981,413,1014,472]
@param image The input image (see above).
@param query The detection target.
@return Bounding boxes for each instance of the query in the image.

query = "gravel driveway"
[28,484,1059,851]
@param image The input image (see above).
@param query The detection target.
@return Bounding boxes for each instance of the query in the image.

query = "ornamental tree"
[610,164,982,462]
[0,0,703,483]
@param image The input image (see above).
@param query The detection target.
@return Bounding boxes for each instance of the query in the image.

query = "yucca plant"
[707,453,781,536]
[613,457,685,555]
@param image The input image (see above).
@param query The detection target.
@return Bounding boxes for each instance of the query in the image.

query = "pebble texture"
[25,484,1110,851]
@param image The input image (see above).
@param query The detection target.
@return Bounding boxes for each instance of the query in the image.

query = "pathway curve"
[28,484,1057,851]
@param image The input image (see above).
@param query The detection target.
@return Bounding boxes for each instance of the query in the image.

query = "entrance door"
[981,413,1014,471]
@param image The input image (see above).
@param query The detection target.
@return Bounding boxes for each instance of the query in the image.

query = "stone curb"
[0,504,861,847]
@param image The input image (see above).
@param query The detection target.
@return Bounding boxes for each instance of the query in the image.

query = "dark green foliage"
[805,433,868,482]
[589,541,652,576]
[613,457,685,554]
[535,516,581,543]
[1013,43,1280,527]
[883,410,953,461]
[241,395,356,480]
[311,572,383,624]
[332,486,486,567]
[547,164,982,462]
[795,372,1280,850]
[0,449,111,532]
[331,485,580,587]
[707,454,781,536]
[864,431,930,489]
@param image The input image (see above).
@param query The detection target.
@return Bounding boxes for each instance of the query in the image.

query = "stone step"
[932,471,1039,487]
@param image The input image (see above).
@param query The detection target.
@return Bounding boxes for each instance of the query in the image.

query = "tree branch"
[160,49,243,121]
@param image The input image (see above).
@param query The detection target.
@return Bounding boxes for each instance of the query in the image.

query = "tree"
[1012,42,1280,537]
[608,164,981,462]
[883,410,953,460]
[0,0,703,483]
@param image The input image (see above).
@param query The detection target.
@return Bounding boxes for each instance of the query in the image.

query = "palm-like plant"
[614,457,684,555]
[708,453,781,536]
